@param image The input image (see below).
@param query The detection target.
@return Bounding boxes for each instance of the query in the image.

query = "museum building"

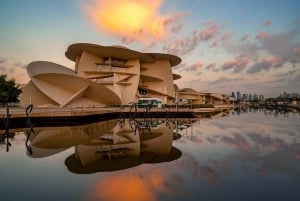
[20,43,182,108]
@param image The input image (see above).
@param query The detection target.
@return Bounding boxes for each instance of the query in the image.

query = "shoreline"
[0,107,192,129]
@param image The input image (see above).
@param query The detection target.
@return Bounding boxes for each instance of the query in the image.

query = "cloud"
[270,70,300,89]
[262,20,272,26]
[163,12,187,27]
[220,32,230,47]
[210,39,218,48]
[205,63,218,71]
[256,31,266,40]
[226,42,260,59]
[290,47,300,63]
[186,61,203,71]
[162,20,225,55]
[293,47,300,55]
[142,41,157,52]
[0,66,5,72]
[273,69,297,78]
[0,57,28,83]
[170,23,183,34]
[205,76,243,86]
[221,55,250,73]
[0,57,6,64]
[247,56,284,74]
[240,34,250,42]
[83,0,185,44]
[199,21,219,41]
[256,30,300,61]
[14,62,26,69]
[162,30,200,55]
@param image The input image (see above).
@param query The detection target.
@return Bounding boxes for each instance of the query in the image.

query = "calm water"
[1,108,300,201]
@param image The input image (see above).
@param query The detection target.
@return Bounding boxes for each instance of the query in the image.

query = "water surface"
[1,109,299,201]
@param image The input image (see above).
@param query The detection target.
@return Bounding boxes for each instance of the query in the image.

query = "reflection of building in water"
[28,120,118,158]
[26,119,181,172]
[74,119,175,167]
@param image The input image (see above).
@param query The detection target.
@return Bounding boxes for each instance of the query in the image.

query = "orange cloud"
[83,0,184,44]
[256,31,266,40]
[261,56,282,63]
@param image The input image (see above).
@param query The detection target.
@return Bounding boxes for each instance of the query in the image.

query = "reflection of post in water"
[129,102,137,120]
[25,104,34,155]
[1,108,12,152]
[143,103,152,121]
[129,119,138,134]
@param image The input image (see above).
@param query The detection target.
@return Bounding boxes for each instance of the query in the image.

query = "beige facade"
[20,43,181,108]
[178,88,205,104]
[178,89,230,106]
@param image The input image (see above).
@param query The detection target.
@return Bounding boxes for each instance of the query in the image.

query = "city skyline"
[0,0,299,97]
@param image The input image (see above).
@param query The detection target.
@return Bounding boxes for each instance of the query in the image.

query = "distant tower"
[237,91,241,100]
[253,93,258,100]
[242,94,247,101]
[232,92,235,98]
[259,94,264,100]
[248,94,252,101]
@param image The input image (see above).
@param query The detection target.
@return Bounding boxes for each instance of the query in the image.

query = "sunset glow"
[91,173,168,201]
[84,0,167,43]
[0,0,299,96]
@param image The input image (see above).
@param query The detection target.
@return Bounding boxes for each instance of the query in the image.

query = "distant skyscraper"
[259,94,264,100]
[248,94,252,101]
[232,92,235,98]
[253,93,258,100]
[237,91,241,100]
[292,92,299,99]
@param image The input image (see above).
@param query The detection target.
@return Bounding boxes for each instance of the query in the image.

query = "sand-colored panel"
[65,43,154,63]
[27,61,75,79]
[19,81,58,107]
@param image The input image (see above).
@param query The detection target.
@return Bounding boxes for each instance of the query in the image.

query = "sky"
[0,0,299,97]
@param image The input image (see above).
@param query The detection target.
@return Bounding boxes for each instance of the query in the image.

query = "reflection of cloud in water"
[221,133,251,152]
[173,110,300,185]
[257,143,300,176]
[87,167,185,201]
[175,153,219,184]
[247,132,285,151]
[91,174,158,201]
[206,137,217,144]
